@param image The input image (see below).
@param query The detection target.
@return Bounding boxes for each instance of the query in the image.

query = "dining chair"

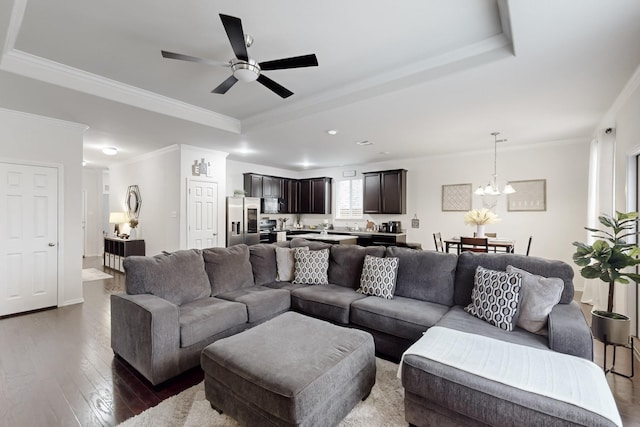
[474,232,497,238]
[458,237,489,254]
[433,232,444,252]
[525,236,533,256]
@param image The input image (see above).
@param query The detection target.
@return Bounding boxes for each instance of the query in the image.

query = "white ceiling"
[1,0,640,170]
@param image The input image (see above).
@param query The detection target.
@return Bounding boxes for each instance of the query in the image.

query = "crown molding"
[0,49,241,134]
[0,106,89,132]
[242,33,514,133]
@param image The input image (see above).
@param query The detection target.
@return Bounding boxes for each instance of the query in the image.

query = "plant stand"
[603,335,634,378]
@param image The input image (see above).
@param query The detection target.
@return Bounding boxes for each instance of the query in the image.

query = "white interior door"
[0,162,59,316]
[187,179,218,249]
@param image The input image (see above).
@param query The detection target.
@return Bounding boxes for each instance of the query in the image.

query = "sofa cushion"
[291,284,367,324]
[464,266,522,331]
[328,245,386,289]
[290,237,332,251]
[507,265,564,335]
[386,246,458,306]
[357,255,399,299]
[123,249,211,306]
[179,297,248,347]
[217,286,291,323]
[203,245,255,296]
[436,306,549,350]
[276,246,308,281]
[293,248,329,285]
[350,295,450,341]
[249,244,278,286]
[454,252,574,307]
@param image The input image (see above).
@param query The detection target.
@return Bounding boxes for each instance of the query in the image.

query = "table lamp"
[109,211,127,236]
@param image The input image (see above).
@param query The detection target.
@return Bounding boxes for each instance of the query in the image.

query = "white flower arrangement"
[464,208,500,226]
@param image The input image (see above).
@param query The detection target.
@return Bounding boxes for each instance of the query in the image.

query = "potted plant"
[572,211,640,345]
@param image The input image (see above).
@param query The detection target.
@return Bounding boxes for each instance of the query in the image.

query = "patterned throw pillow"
[464,266,522,331]
[293,248,329,285]
[357,255,400,299]
[275,246,309,281]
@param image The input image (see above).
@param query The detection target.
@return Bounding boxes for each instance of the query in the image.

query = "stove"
[259,219,277,243]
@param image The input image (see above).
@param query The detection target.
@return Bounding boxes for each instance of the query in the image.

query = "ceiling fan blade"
[161,50,229,67]
[259,54,318,71]
[212,75,239,94]
[257,74,293,98]
[219,14,248,61]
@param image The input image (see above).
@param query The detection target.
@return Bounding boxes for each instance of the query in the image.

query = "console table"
[103,237,145,272]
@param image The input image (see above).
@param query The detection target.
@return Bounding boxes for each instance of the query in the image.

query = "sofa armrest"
[548,300,593,361]
[110,293,180,385]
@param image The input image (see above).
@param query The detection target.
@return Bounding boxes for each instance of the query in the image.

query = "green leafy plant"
[572,211,640,313]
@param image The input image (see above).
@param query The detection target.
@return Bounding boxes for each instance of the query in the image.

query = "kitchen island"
[287,233,358,245]
[284,229,406,246]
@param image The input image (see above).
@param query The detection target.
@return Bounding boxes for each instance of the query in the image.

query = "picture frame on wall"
[442,183,472,212]
[507,179,547,211]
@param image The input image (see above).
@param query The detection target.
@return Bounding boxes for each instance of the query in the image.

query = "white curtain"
[580,132,616,311]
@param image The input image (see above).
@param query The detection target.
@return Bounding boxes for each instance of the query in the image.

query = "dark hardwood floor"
[1,257,640,426]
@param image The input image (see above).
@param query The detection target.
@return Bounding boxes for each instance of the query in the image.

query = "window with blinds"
[336,178,363,219]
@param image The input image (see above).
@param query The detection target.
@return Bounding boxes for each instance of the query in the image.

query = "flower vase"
[476,224,485,238]
[130,228,137,240]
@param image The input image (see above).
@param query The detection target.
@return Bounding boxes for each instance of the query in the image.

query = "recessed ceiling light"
[327,130,338,135]
[102,146,118,156]
[356,140,373,146]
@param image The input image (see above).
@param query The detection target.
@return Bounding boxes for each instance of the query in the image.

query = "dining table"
[444,237,516,254]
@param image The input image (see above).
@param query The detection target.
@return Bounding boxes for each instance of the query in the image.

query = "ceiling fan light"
[474,186,485,196]
[231,59,260,82]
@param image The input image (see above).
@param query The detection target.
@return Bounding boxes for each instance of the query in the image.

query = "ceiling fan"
[161,14,318,99]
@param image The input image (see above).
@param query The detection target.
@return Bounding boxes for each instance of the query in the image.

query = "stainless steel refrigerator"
[226,197,260,246]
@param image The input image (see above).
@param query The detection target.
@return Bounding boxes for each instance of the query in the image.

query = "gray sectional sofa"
[111,237,592,388]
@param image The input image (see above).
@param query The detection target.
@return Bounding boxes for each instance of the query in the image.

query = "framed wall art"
[507,179,547,211]
[442,183,472,212]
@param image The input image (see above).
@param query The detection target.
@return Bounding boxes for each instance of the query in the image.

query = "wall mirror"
[125,185,142,220]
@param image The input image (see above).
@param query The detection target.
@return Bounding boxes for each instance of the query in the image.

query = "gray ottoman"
[201,311,376,427]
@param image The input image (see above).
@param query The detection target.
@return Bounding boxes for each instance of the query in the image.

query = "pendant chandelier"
[474,132,516,196]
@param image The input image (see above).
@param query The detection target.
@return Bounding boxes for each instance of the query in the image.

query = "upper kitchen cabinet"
[299,177,332,214]
[243,173,263,198]
[280,179,299,213]
[363,169,407,214]
[262,176,282,198]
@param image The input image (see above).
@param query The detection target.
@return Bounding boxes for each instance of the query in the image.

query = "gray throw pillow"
[464,266,522,331]
[507,265,564,335]
[293,248,329,285]
[275,246,308,281]
[357,255,399,299]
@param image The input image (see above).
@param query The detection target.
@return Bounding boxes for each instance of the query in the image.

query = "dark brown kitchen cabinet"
[280,179,299,213]
[299,177,332,214]
[243,173,263,197]
[363,169,407,214]
[262,176,282,198]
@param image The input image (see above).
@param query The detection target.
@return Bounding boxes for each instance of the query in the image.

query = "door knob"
[48,242,56,247]
[212,233,217,236]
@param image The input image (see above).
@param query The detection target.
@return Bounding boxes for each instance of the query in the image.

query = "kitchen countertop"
[291,233,359,242]
[283,228,406,237]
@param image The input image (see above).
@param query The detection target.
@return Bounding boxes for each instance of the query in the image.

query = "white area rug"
[118,358,405,427]
[82,268,114,282]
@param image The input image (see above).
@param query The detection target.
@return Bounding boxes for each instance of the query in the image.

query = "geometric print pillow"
[293,248,329,285]
[357,255,400,299]
[464,266,522,331]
